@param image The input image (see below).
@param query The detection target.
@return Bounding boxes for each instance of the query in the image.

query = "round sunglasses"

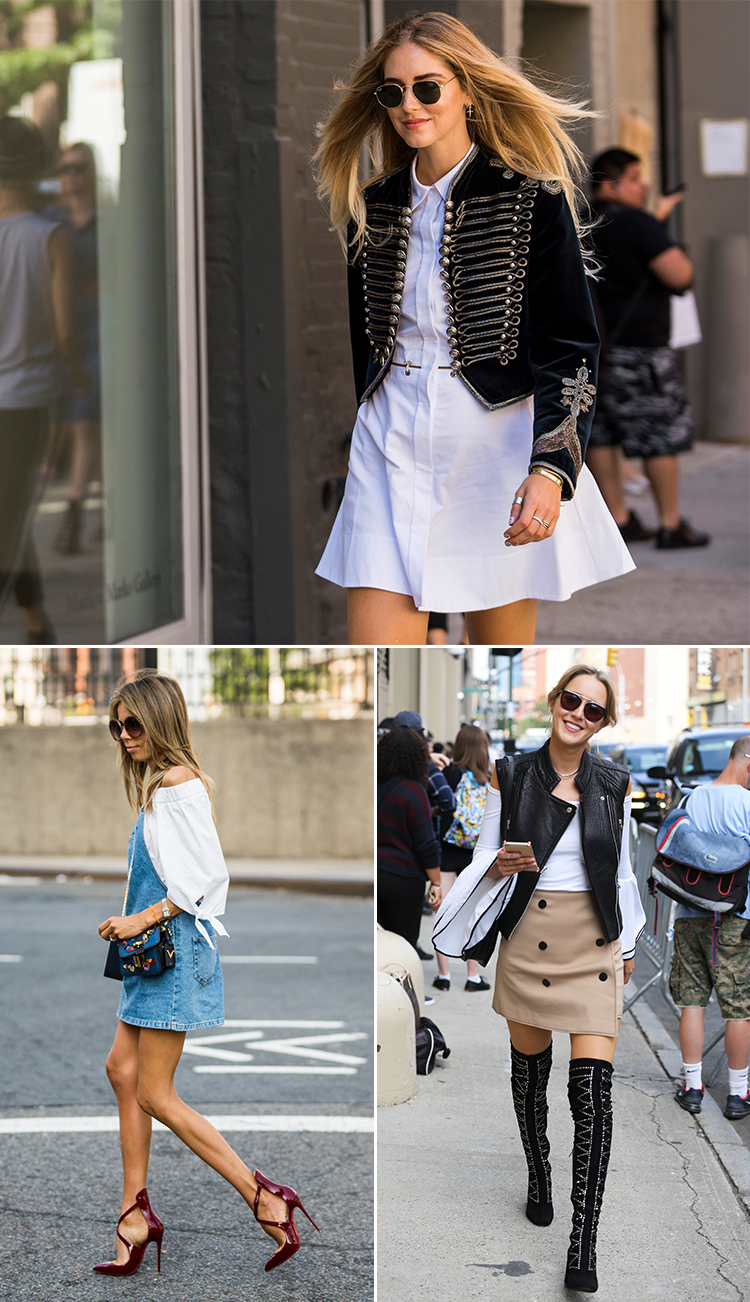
[109,715,144,742]
[374,75,457,109]
[558,689,607,724]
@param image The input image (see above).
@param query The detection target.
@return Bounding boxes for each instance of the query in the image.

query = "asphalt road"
[0,879,374,1302]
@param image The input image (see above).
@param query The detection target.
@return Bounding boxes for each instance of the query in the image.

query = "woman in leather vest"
[479,665,646,1292]
[314,13,633,643]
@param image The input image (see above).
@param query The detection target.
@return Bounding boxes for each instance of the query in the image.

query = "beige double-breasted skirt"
[493,889,623,1036]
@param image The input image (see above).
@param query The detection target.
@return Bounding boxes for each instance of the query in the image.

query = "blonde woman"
[314,11,634,644]
[465,665,646,1292]
[95,670,318,1277]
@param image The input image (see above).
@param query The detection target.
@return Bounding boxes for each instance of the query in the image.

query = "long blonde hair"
[314,10,594,255]
[109,669,214,815]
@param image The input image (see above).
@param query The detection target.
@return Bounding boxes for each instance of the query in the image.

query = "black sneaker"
[416,945,434,961]
[656,518,710,549]
[464,977,490,992]
[432,976,450,992]
[618,509,656,542]
[675,1084,704,1113]
[724,1092,750,1120]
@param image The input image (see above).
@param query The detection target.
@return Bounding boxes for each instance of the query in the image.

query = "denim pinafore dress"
[117,811,225,1032]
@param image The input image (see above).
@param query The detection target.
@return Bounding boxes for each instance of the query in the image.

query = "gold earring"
[465,103,475,120]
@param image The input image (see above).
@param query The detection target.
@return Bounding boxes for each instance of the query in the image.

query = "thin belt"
[391,360,455,376]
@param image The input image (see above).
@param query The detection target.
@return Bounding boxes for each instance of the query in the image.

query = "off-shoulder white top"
[144,779,229,948]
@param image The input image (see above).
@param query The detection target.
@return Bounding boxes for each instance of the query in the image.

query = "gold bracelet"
[531,466,564,490]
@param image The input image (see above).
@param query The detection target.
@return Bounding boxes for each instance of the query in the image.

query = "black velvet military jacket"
[347,145,600,499]
[496,742,631,942]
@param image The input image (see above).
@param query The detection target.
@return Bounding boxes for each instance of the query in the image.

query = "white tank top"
[0,211,62,407]
[538,803,591,891]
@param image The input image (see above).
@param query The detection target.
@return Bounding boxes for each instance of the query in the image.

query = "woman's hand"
[505,474,562,547]
[623,957,635,985]
[98,912,150,942]
[485,845,538,879]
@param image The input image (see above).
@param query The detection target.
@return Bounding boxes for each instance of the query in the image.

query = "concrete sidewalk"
[0,856,373,895]
[378,919,750,1300]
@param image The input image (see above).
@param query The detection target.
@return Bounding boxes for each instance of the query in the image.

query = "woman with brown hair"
[434,664,646,1292]
[433,723,491,992]
[313,11,633,644]
[95,670,318,1277]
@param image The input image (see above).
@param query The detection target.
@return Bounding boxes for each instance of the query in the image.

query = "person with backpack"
[433,724,492,993]
[668,737,750,1120]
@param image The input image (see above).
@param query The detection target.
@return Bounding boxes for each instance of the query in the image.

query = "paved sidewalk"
[378,921,750,1300]
[0,856,373,895]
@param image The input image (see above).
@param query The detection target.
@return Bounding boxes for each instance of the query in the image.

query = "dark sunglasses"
[374,75,457,109]
[559,690,607,724]
[109,716,144,742]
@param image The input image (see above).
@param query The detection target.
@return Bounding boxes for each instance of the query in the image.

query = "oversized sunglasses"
[558,690,607,724]
[109,715,144,742]
[374,75,457,109]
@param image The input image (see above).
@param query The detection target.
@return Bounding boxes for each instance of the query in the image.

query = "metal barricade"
[623,820,680,1017]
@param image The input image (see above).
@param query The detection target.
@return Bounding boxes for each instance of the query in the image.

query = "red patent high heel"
[252,1168,320,1272]
[92,1188,164,1276]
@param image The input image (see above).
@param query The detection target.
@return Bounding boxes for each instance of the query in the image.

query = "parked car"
[591,741,618,760]
[607,743,669,823]
[647,725,750,811]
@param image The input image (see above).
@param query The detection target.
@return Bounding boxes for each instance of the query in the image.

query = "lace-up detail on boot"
[565,1058,613,1293]
[510,1042,554,1225]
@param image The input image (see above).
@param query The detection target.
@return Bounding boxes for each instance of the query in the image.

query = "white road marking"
[223,1020,344,1028]
[0,955,22,962]
[193,1066,358,1075]
[182,1030,368,1069]
[0,1113,373,1135]
[221,955,318,964]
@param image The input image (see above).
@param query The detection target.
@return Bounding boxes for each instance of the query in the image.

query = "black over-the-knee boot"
[565,1058,614,1294]
[510,1042,554,1226]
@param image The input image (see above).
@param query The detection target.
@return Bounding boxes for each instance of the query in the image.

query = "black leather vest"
[497,742,630,942]
[346,146,601,499]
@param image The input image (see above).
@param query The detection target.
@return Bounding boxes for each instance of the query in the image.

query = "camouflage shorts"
[669,916,750,1020]
[588,345,693,457]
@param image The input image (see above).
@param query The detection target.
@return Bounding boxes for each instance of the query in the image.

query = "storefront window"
[0,0,183,643]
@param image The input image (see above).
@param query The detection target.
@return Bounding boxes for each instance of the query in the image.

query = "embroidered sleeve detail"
[531,362,596,483]
[532,415,582,477]
[541,179,563,194]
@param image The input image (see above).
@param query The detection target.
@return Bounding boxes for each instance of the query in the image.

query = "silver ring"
[512,496,523,505]
[532,515,551,530]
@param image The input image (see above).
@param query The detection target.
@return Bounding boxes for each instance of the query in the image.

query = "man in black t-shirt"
[586,148,709,550]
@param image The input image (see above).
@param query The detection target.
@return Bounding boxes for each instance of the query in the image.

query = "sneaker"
[416,945,434,961]
[675,1084,704,1113]
[432,976,450,992]
[424,994,435,1006]
[724,1092,750,1120]
[618,509,655,542]
[656,518,710,549]
[464,977,490,992]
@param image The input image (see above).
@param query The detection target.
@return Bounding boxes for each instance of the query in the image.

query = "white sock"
[728,1066,749,1098]
[465,974,483,983]
[683,1061,702,1091]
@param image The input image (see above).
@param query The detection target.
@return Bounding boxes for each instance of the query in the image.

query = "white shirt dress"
[316,152,635,612]
[145,779,229,947]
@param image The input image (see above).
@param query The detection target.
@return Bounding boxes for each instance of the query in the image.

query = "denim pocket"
[193,937,217,986]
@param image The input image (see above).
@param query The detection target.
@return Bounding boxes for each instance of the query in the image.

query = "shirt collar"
[411,143,475,206]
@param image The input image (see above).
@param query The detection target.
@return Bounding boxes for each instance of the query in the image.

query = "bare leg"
[435,871,456,978]
[585,446,628,525]
[136,1028,290,1254]
[426,626,447,645]
[678,1006,705,1063]
[506,1019,553,1055]
[465,599,537,644]
[643,454,680,530]
[570,1030,618,1064]
[68,419,99,501]
[347,588,429,643]
[724,1019,750,1070]
[104,1020,153,1264]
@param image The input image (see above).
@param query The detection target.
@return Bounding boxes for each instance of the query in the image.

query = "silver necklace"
[553,765,580,779]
